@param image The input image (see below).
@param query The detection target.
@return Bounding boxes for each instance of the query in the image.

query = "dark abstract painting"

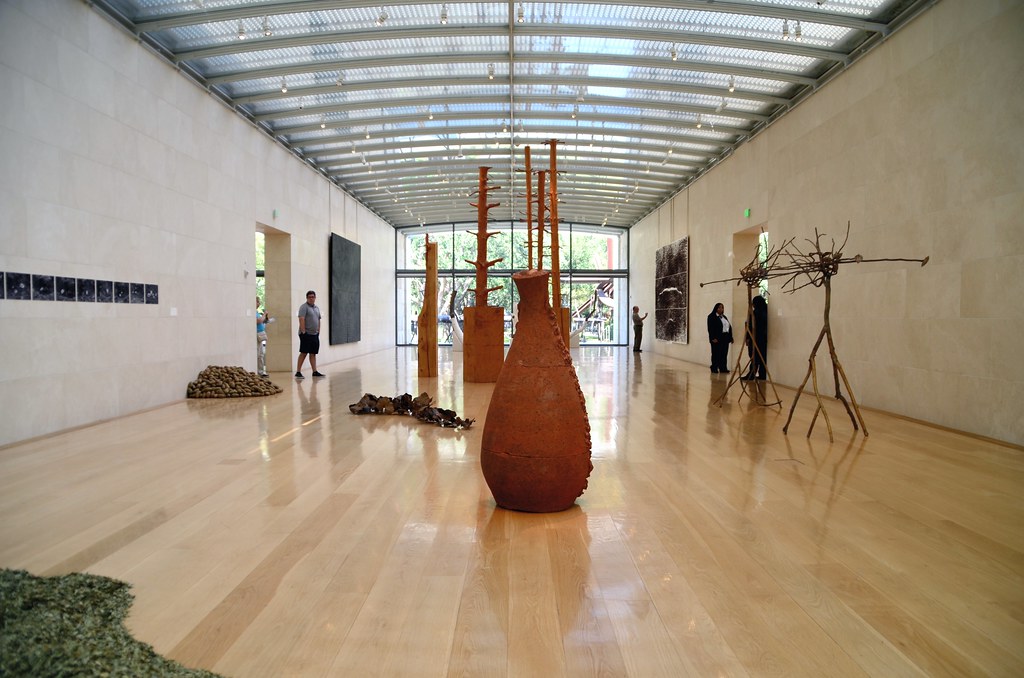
[329,233,361,345]
[655,237,688,343]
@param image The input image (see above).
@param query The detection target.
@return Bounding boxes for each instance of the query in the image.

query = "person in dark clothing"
[632,305,648,353]
[742,294,768,380]
[706,302,733,373]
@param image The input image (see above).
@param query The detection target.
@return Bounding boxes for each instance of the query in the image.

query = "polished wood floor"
[1,347,1022,677]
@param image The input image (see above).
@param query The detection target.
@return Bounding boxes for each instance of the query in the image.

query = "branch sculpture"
[465,166,504,307]
[701,233,788,408]
[703,223,929,439]
[462,166,506,382]
[777,223,928,441]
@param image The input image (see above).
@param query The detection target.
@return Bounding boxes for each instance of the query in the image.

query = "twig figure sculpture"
[701,234,787,407]
[778,223,928,441]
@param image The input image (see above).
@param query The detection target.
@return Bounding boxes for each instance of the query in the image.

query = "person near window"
[632,305,648,353]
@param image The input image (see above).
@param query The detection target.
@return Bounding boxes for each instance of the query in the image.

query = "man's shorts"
[299,332,320,354]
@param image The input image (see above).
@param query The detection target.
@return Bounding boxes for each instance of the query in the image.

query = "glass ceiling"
[89,0,935,228]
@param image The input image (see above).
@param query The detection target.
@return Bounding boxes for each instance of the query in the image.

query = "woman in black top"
[706,302,733,373]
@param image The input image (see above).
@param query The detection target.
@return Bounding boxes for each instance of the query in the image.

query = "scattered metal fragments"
[187,365,282,398]
[348,392,475,429]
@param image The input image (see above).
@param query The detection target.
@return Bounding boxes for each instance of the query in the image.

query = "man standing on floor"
[632,305,648,353]
[296,290,325,378]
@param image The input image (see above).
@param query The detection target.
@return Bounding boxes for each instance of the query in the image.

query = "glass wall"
[396,221,629,346]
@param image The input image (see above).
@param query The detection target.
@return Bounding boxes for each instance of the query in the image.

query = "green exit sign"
[744,208,751,218]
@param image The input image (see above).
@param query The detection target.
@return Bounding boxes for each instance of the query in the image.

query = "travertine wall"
[630,0,1024,445]
[0,0,396,445]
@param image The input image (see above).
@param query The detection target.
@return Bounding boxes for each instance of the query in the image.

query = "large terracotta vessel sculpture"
[481,270,592,512]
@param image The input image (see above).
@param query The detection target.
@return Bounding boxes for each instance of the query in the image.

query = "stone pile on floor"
[186,366,282,398]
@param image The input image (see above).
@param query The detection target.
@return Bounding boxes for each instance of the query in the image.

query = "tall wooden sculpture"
[417,236,438,377]
[778,225,928,441]
[524,146,534,270]
[463,167,505,382]
[546,139,571,345]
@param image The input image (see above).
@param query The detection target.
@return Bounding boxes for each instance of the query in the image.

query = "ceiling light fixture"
[262,16,272,37]
[782,19,790,40]
[298,96,304,109]
[336,72,344,86]
[794,21,802,40]
[440,3,448,24]
[376,8,388,26]
[571,104,578,119]
[670,45,678,61]
[728,75,735,93]
[237,19,246,40]
[320,117,326,129]
[502,120,508,133]
[365,127,370,139]
[427,107,433,120]
[696,114,702,129]
[280,78,287,93]
[487,63,495,79]
[517,2,525,23]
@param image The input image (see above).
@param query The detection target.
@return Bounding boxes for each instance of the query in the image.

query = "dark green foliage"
[0,569,225,678]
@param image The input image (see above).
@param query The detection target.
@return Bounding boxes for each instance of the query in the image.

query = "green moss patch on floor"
[1,568,225,678]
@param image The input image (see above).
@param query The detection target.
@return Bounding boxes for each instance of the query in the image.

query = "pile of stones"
[348,392,475,429]
[187,365,282,398]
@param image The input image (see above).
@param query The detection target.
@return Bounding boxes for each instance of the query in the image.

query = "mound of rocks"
[187,365,282,398]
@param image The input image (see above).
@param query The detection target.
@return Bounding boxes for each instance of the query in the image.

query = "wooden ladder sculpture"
[462,166,506,382]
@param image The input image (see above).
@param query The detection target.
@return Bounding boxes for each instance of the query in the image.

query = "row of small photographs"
[1,272,158,304]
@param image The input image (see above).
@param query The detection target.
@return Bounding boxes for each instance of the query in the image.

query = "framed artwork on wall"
[329,233,362,345]
[654,237,689,343]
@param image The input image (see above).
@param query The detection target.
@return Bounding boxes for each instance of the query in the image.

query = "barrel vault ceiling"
[88,0,936,229]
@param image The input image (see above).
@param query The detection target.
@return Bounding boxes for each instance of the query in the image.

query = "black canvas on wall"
[57,277,77,301]
[96,281,113,302]
[329,233,361,345]
[32,275,55,301]
[6,273,29,300]
[654,237,689,343]
[77,279,96,302]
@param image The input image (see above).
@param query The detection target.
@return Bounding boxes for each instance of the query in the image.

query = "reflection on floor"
[1,347,1021,677]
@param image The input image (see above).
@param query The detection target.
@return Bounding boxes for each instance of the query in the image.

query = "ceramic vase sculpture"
[480,270,592,512]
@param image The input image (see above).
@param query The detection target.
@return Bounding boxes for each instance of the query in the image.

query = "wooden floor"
[1,347,1022,677]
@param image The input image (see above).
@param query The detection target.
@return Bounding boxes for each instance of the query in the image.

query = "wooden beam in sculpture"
[463,166,505,383]
[417,236,438,378]
[526,148,535,270]
[547,139,570,345]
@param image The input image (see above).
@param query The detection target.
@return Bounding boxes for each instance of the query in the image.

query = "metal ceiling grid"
[88,0,937,229]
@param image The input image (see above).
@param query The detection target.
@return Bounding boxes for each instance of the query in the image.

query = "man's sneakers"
[295,371,304,379]
[312,371,325,377]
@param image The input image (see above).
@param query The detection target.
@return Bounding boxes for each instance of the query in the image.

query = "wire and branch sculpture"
[701,233,791,408]
[702,222,928,439]
[776,223,928,441]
